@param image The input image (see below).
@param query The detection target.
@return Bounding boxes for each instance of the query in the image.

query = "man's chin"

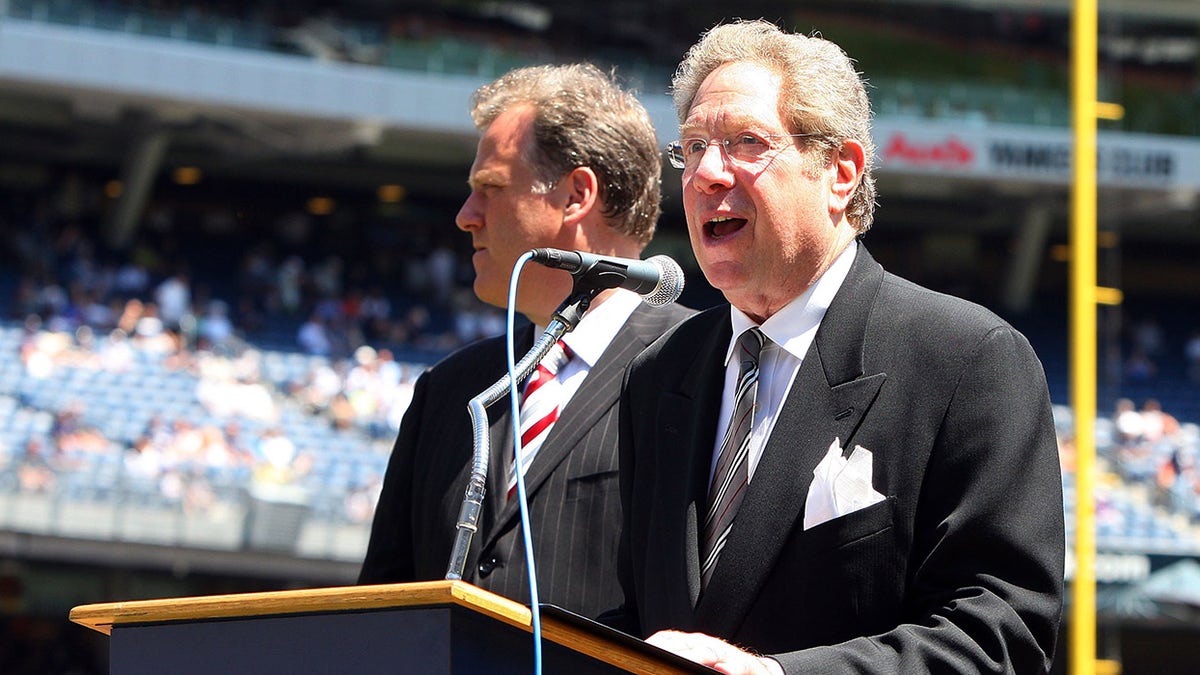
[472,279,506,308]
[699,261,747,293]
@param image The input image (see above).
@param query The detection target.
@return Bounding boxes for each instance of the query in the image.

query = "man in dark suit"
[358,64,693,620]
[613,20,1064,673]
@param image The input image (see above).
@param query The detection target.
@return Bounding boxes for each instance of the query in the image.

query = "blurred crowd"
[0,176,514,526]
[3,166,514,355]
[6,311,422,525]
[1055,394,1200,543]
[1112,397,1200,524]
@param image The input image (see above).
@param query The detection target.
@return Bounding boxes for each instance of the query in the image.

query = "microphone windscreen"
[642,255,685,306]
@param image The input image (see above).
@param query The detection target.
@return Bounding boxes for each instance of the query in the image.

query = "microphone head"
[643,255,685,306]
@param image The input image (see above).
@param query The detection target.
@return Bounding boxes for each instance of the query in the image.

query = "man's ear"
[829,139,865,216]
[562,166,600,226]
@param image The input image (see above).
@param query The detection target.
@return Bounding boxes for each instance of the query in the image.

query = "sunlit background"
[0,0,1198,672]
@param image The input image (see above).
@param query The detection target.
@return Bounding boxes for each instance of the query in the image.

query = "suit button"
[478,556,500,577]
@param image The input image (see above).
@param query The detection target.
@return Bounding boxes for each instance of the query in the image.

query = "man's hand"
[646,630,784,675]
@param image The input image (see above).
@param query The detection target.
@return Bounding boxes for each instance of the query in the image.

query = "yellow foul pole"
[1070,0,1098,673]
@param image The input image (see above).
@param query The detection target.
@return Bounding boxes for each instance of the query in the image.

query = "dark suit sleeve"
[356,370,432,585]
[776,325,1065,674]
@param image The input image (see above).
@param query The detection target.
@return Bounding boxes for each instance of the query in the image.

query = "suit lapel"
[520,309,648,490]
[694,246,888,634]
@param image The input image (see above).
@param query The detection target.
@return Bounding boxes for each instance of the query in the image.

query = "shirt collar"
[538,289,641,368]
[725,240,858,365]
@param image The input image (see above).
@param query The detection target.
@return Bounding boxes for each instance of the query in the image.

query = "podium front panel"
[110,605,628,674]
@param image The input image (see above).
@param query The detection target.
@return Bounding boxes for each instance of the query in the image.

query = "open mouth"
[704,216,747,239]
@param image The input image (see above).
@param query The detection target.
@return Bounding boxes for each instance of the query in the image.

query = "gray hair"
[671,19,877,231]
[470,63,662,246]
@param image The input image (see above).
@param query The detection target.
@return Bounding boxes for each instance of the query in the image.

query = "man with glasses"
[611,20,1064,673]
[358,64,693,620]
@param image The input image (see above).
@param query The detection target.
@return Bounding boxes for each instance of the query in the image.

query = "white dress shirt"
[711,242,858,484]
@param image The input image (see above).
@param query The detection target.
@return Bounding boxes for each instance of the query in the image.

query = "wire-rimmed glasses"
[665,131,826,170]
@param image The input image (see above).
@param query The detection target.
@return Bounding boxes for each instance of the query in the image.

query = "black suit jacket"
[616,246,1064,673]
[359,301,693,620]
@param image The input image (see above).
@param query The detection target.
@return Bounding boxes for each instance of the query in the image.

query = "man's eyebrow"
[467,169,506,188]
[680,114,761,137]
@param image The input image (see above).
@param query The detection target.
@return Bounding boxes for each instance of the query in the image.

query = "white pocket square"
[803,438,887,530]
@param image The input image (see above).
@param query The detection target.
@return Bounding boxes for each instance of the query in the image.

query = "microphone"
[530,248,685,306]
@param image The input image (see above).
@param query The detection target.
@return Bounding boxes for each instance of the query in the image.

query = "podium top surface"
[69,579,528,636]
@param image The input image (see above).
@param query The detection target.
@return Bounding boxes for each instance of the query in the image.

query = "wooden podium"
[70,580,713,674]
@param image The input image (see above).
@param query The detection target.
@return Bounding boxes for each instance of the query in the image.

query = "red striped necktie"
[507,340,572,499]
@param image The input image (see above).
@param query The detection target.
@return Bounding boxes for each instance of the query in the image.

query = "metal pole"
[1070,0,1098,673]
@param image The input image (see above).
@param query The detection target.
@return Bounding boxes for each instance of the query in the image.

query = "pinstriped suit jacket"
[358,301,693,620]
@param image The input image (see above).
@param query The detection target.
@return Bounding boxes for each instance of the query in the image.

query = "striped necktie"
[507,340,572,499]
[701,327,765,588]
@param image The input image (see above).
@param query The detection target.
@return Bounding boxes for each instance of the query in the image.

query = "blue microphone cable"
[505,250,543,675]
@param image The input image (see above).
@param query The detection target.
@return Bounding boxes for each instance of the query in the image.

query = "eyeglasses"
[665,131,826,170]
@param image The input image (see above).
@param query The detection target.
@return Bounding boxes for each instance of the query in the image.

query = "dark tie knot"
[737,327,766,368]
